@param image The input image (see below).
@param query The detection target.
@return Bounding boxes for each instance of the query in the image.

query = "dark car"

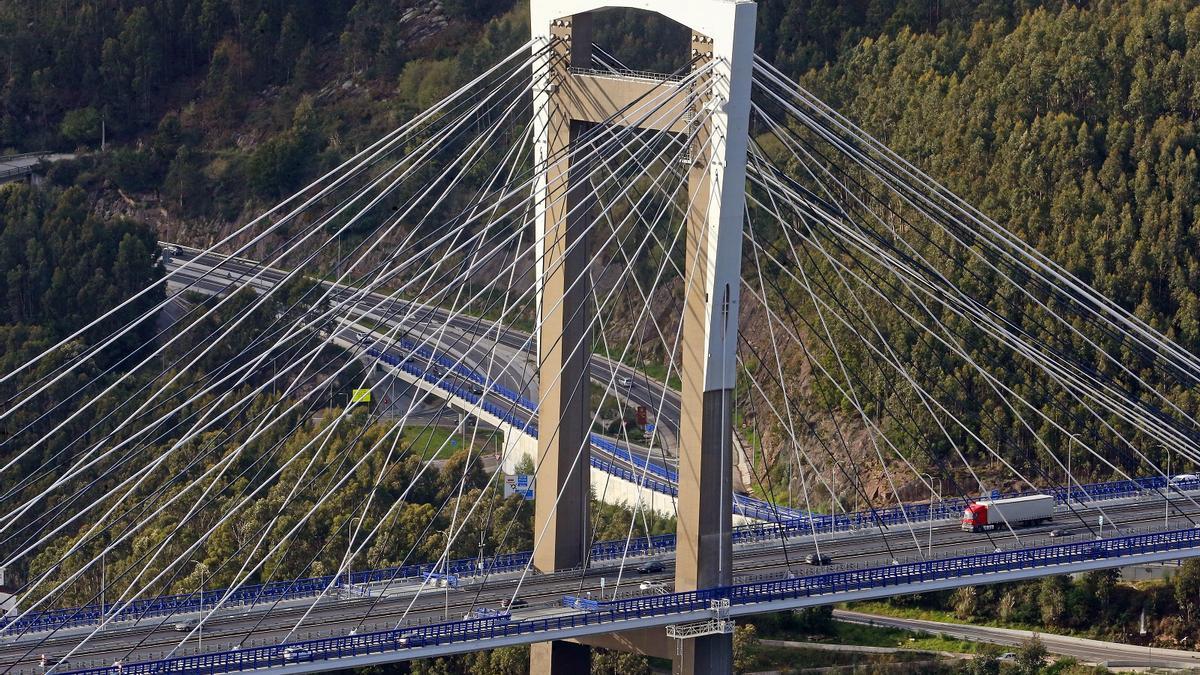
[636,561,664,574]
[805,553,832,566]
[500,597,527,609]
[1049,529,1069,537]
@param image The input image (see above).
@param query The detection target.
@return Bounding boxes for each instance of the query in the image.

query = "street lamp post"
[346,516,362,593]
[1065,432,1081,506]
[188,560,206,653]
[1161,443,1172,529]
[921,473,942,556]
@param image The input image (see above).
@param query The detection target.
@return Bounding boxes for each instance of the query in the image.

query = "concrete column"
[672,15,755,673]
[531,640,591,674]
[528,4,755,674]
[532,15,595,675]
[674,69,735,668]
[533,11,594,577]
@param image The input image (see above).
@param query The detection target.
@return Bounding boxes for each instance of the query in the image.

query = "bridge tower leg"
[531,13,596,675]
[530,3,755,674]
[673,11,756,674]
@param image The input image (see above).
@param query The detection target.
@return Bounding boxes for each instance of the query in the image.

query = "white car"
[1170,474,1198,486]
[618,376,633,387]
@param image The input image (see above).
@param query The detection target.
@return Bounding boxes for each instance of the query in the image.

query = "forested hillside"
[768,0,1200,497]
[4,3,1200,668]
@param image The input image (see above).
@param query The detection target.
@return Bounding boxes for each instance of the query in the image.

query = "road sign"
[503,474,535,500]
[351,389,371,404]
[645,424,655,433]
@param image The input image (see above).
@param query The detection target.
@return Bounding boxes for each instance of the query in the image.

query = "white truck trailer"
[961,494,1055,532]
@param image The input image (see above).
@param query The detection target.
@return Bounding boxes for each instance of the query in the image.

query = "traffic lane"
[165,254,684,436]
[0,576,583,672]
[165,258,685,451]
[8,499,1197,672]
[832,610,1200,667]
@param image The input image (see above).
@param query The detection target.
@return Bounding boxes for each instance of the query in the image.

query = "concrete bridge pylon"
[529,2,756,673]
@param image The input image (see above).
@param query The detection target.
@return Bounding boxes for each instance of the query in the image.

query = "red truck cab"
[961,503,988,532]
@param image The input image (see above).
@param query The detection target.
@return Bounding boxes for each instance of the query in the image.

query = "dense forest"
[5,1,1200,672]
[768,0,1200,498]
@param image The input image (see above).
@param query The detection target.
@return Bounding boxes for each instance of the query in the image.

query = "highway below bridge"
[4,491,1200,673]
[158,245,797,521]
[4,246,1198,674]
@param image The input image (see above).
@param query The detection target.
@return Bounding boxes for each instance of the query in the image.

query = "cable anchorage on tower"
[665,599,735,639]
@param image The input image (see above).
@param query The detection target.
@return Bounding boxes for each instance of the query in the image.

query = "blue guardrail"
[60,527,1200,675]
[5,338,1188,637]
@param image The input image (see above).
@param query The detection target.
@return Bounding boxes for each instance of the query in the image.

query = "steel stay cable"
[740,204,834,558]
[0,53,544,494]
[745,133,1008,527]
[441,134,705,617]
[0,38,548,403]
[742,175,1039,549]
[1,110,549,638]
[751,57,1200,389]
[744,199,1022,551]
[29,156,549,662]
[750,67,1200,441]
[9,55,696,662]
[744,94,1195,456]
[21,55,700,658]
[0,41,547,490]
[745,158,1200,485]
[744,169,1174,542]
[393,86,716,624]
[0,76,540,595]
[364,72,715,614]
[147,72,710,648]
[507,107,717,606]
[749,98,1200,470]
[581,133,710,596]
[742,172,1149,541]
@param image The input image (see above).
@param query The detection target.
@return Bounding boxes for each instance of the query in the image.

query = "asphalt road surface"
[834,609,1200,669]
[161,245,680,471]
[4,495,1199,673]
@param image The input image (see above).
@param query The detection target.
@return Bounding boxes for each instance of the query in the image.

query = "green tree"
[1015,635,1047,675]
[960,646,1000,675]
[733,623,759,673]
[59,107,102,146]
[1175,559,1200,622]
[591,649,650,675]
[1037,577,1069,627]
[163,146,207,216]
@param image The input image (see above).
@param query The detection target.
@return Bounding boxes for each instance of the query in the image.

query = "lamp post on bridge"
[191,560,207,654]
[1066,432,1080,507]
[346,516,362,595]
[921,473,941,557]
[1158,442,1171,529]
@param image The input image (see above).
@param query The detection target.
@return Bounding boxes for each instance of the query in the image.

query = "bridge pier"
[531,639,592,673]
[531,2,754,674]
[531,13,596,674]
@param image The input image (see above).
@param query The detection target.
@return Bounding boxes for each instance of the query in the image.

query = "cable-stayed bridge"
[6,1,1200,673]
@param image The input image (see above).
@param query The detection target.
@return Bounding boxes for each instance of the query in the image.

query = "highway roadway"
[160,245,683,470]
[834,609,1200,669]
[0,153,74,183]
[5,495,1200,673]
